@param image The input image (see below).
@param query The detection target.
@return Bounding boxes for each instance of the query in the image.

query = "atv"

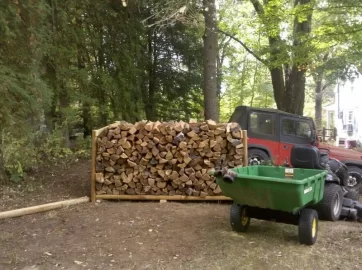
[290,144,362,222]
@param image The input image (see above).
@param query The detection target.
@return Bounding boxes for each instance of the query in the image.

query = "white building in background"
[324,76,362,147]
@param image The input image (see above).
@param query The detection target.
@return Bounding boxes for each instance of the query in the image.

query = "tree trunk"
[283,66,306,115]
[59,85,70,148]
[314,54,329,129]
[144,28,157,121]
[237,55,248,106]
[203,0,219,121]
[216,36,231,117]
[43,55,58,132]
[250,0,312,116]
[216,52,222,116]
[313,71,325,129]
[82,102,91,137]
[282,0,311,115]
[0,142,8,183]
[99,86,108,126]
[250,60,259,107]
[315,80,323,129]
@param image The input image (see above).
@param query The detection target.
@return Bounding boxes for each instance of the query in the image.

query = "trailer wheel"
[230,203,250,232]
[298,208,318,245]
[317,183,343,221]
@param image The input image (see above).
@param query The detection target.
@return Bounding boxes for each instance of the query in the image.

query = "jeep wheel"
[248,149,270,166]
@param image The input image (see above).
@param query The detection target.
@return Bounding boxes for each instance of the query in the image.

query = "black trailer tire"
[298,208,318,245]
[248,149,270,166]
[347,166,362,193]
[317,183,343,221]
[230,203,250,232]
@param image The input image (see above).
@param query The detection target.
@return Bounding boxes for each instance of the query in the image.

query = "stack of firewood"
[94,120,244,196]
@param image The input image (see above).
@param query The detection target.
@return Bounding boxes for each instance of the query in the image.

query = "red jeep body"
[229,106,362,171]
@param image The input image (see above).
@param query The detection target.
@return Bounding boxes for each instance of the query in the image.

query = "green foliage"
[39,126,74,161]
[2,0,362,180]
[218,0,276,121]
[2,124,38,180]
[2,124,92,182]
[0,0,206,179]
[0,0,52,127]
[3,136,36,179]
[72,136,92,159]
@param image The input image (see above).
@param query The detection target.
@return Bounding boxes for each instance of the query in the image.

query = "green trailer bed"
[216,166,327,214]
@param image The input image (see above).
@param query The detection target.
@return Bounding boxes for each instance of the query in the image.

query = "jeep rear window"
[282,119,311,138]
[249,112,275,135]
[229,110,241,122]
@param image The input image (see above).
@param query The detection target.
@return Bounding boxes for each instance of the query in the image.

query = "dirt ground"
[1,159,362,270]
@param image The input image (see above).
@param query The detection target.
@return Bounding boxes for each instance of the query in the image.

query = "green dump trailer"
[213,165,328,245]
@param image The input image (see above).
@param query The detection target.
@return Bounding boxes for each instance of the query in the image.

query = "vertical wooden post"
[91,130,97,203]
[242,130,248,167]
[322,127,326,142]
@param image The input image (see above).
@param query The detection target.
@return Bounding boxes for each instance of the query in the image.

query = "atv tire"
[317,183,343,221]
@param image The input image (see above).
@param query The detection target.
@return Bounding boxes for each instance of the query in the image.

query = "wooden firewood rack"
[91,121,248,203]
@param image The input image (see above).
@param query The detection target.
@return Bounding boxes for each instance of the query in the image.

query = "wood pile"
[94,120,244,197]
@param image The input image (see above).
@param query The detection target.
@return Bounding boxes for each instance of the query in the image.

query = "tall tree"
[0,0,51,180]
[248,0,313,115]
[309,0,362,127]
[202,0,219,121]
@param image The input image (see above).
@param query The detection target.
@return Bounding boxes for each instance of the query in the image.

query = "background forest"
[1,0,362,181]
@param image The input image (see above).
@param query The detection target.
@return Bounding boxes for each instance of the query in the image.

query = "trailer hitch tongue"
[211,167,229,177]
[213,170,223,177]
[223,169,237,183]
[210,167,237,183]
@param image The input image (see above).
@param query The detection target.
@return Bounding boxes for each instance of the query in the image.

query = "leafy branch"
[217,28,266,64]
